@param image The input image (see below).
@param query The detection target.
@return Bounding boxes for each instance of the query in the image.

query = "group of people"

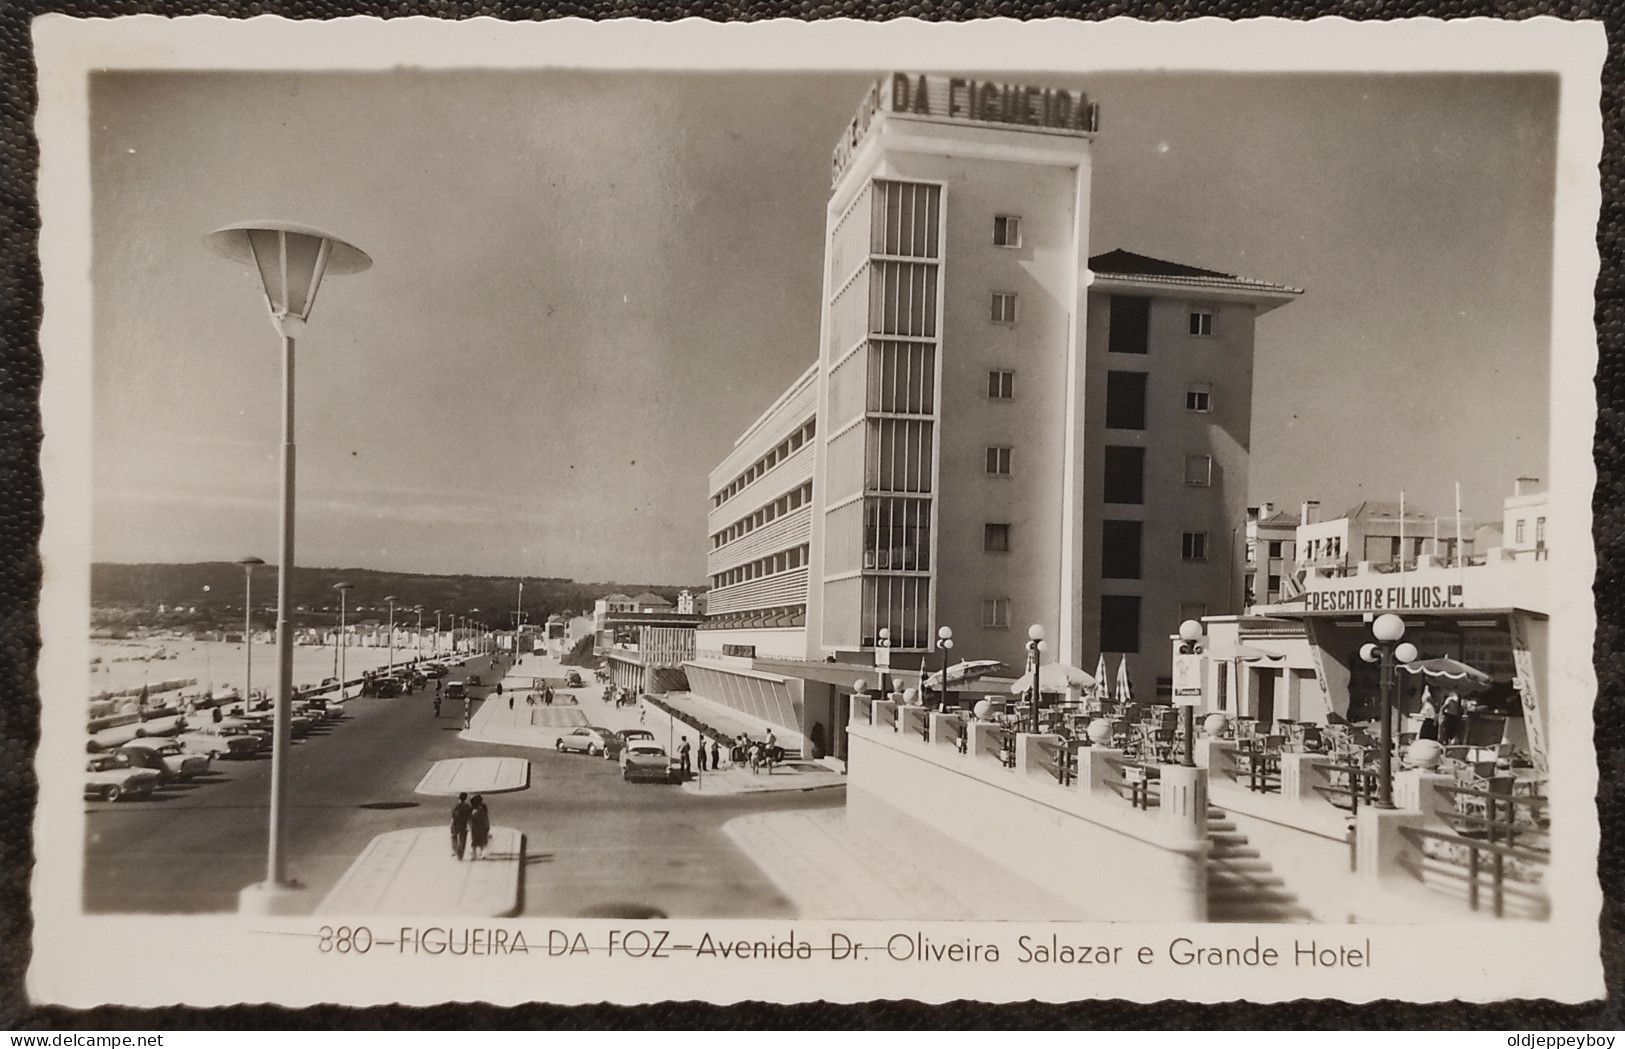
[448,791,491,861]
[1416,687,1469,745]
[525,685,561,706]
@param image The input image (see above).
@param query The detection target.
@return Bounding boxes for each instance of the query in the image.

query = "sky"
[89,68,1556,584]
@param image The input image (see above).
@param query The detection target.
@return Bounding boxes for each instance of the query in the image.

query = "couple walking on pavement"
[449,791,491,861]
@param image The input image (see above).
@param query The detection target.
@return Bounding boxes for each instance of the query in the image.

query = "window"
[1536,516,1547,547]
[1103,446,1145,504]
[982,598,1011,628]
[991,292,1018,324]
[1267,574,1281,594]
[987,369,1015,399]
[1184,454,1213,487]
[1246,540,1257,565]
[984,523,1011,552]
[1515,519,1525,544]
[1189,308,1214,336]
[993,215,1021,247]
[1105,370,1148,429]
[1182,531,1209,561]
[1267,540,1283,559]
[1100,595,1141,653]
[985,446,1012,476]
[1101,520,1142,579]
[1109,296,1150,355]
[1186,383,1212,412]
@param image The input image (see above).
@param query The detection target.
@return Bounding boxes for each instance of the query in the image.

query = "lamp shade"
[206,222,371,326]
[1372,613,1406,643]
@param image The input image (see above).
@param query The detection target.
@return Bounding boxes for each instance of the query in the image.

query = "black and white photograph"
[29,16,1605,1006]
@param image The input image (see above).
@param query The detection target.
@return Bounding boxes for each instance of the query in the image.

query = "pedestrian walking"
[679,736,692,778]
[469,795,490,861]
[433,695,441,718]
[710,738,721,771]
[508,693,514,711]
[697,739,709,772]
[463,704,472,731]
[496,681,503,697]
[1439,690,1464,746]
[765,730,777,775]
[450,792,472,860]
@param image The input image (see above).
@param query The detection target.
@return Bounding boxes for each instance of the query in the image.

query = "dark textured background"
[1,6,1618,1030]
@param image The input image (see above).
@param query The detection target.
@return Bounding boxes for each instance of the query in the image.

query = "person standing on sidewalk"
[765,730,778,775]
[710,738,721,771]
[450,792,472,860]
[697,738,709,773]
[469,795,491,861]
[678,736,692,779]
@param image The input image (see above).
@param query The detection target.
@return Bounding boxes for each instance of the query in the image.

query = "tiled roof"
[1089,249,1303,295]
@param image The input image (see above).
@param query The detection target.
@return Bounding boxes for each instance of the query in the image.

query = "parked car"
[85,752,161,801]
[621,742,679,783]
[362,677,401,698]
[555,726,615,756]
[117,739,211,783]
[605,728,656,761]
[564,670,584,688]
[175,724,263,760]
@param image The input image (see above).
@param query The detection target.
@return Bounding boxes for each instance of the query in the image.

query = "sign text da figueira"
[833,73,1099,184]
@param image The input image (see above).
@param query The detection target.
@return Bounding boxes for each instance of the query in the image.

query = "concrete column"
[1159,764,1209,842]
[1016,733,1063,784]
[965,720,1003,763]
[1076,746,1123,799]
[1279,751,1326,804]
[1355,805,1427,883]
[928,712,962,749]
[1198,738,1238,783]
[872,699,897,730]
[1395,770,1457,829]
[899,705,929,742]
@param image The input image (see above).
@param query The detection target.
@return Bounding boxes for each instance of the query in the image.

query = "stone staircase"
[1205,805,1314,922]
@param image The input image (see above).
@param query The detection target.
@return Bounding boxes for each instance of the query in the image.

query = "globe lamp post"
[934,625,955,712]
[1176,620,1204,768]
[1358,613,1419,810]
[1026,624,1046,734]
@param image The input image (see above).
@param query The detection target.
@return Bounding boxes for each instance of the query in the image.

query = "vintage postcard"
[29,15,1606,1007]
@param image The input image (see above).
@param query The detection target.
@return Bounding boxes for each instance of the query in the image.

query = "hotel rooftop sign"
[832,73,1100,186]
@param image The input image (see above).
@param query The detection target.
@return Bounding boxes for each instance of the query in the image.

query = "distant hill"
[91,563,693,631]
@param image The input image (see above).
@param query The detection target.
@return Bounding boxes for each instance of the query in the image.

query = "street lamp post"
[384,596,398,675]
[333,582,353,691]
[516,579,525,662]
[469,610,480,658]
[1359,613,1419,810]
[237,558,264,705]
[1026,624,1046,734]
[434,610,442,658]
[415,606,424,664]
[1176,620,1204,768]
[207,221,370,913]
[935,626,955,711]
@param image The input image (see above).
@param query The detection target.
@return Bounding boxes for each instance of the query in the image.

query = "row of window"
[1100,520,1211,577]
[1103,447,1213,504]
[1105,370,1214,428]
[711,482,814,549]
[1108,295,1217,353]
[709,543,811,590]
[711,419,817,509]
[977,594,1149,654]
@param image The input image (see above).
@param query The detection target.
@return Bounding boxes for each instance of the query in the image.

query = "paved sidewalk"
[679,760,846,796]
[316,825,524,917]
[414,756,531,796]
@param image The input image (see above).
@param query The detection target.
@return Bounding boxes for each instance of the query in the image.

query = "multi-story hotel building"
[687,73,1301,754]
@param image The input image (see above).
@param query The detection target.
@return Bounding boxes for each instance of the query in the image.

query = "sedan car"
[466,674,483,687]
[175,724,264,760]
[117,740,211,783]
[85,753,161,801]
[556,726,615,756]
[564,670,584,688]
[621,742,679,784]
[605,728,657,761]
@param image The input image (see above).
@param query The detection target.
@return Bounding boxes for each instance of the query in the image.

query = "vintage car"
[444,681,467,701]
[117,739,211,783]
[563,669,584,688]
[234,710,313,738]
[362,676,401,698]
[85,752,161,801]
[555,726,616,757]
[175,723,264,760]
[620,742,679,784]
[466,674,483,687]
[605,728,657,761]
